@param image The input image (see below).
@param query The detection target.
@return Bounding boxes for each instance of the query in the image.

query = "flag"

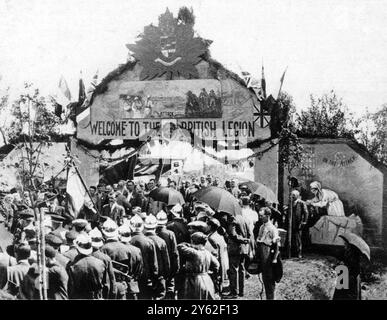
[58,75,72,102]
[99,153,138,185]
[78,71,86,105]
[261,65,267,100]
[277,67,288,99]
[241,70,264,100]
[86,70,98,99]
[66,165,90,217]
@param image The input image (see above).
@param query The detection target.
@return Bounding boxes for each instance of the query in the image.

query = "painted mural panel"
[117,80,222,119]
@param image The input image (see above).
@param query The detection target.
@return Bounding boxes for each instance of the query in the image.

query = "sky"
[1,0,387,115]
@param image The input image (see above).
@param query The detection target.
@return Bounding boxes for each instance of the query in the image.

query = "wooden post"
[40,207,47,300]
[287,194,293,258]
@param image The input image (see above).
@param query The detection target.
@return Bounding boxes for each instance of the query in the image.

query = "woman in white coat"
[307,181,345,217]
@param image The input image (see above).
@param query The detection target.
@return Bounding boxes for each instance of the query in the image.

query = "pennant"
[86,70,99,98]
[277,66,288,99]
[78,71,86,105]
[261,65,267,100]
[99,153,138,185]
[66,165,90,217]
[58,75,72,102]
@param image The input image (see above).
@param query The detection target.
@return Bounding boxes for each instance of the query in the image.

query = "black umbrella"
[192,186,242,216]
[149,187,185,206]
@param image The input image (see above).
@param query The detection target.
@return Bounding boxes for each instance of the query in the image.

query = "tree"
[296,90,359,138]
[356,105,387,165]
[7,83,62,190]
[0,87,10,145]
[6,83,63,300]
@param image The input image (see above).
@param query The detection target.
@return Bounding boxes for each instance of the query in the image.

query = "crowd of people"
[0,175,335,300]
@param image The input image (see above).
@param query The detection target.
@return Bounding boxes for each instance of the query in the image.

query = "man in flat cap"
[166,203,190,244]
[62,230,80,263]
[207,218,229,296]
[129,215,158,299]
[89,227,117,300]
[43,245,69,300]
[66,234,106,299]
[144,215,170,300]
[45,233,70,268]
[156,210,180,300]
[101,220,143,299]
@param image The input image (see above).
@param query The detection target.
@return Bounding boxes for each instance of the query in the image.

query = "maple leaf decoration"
[126,8,210,80]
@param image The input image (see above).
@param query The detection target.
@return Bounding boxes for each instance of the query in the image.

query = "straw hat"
[102,219,119,239]
[74,234,93,255]
[156,210,168,226]
[144,215,158,229]
[89,227,104,249]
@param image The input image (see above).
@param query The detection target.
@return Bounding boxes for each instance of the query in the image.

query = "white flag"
[66,165,90,217]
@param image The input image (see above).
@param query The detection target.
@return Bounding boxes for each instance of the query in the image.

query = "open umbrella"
[339,232,371,261]
[149,187,185,206]
[239,181,278,204]
[192,186,242,216]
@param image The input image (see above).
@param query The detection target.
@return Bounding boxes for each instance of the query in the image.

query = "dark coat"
[102,203,125,225]
[100,240,143,279]
[66,254,106,299]
[92,249,117,299]
[208,231,229,285]
[227,214,250,256]
[156,226,180,277]
[166,217,190,244]
[46,261,69,300]
[144,231,171,279]
[130,231,158,280]
[116,194,132,216]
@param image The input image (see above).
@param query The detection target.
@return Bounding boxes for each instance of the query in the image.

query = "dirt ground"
[237,254,387,300]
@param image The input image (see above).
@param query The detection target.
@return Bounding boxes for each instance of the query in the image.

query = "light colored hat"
[171,203,183,217]
[102,219,119,239]
[156,210,168,226]
[130,215,144,232]
[118,224,132,243]
[144,215,158,229]
[74,234,93,255]
[89,227,104,249]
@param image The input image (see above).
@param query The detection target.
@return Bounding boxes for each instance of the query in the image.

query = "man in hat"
[101,220,143,300]
[71,219,90,234]
[256,207,281,300]
[166,204,190,244]
[89,227,117,300]
[49,214,68,242]
[129,215,158,299]
[42,245,69,300]
[96,184,109,213]
[207,218,229,295]
[102,193,125,226]
[63,230,80,263]
[224,212,250,299]
[78,199,99,229]
[156,210,180,299]
[144,215,170,300]
[45,233,70,268]
[13,207,34,244]
[66,234,106,299]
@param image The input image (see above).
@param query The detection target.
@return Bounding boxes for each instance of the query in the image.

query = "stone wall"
[284,138,386,250]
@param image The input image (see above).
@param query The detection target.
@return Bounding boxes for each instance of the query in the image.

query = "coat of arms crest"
[126,8,210,80]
